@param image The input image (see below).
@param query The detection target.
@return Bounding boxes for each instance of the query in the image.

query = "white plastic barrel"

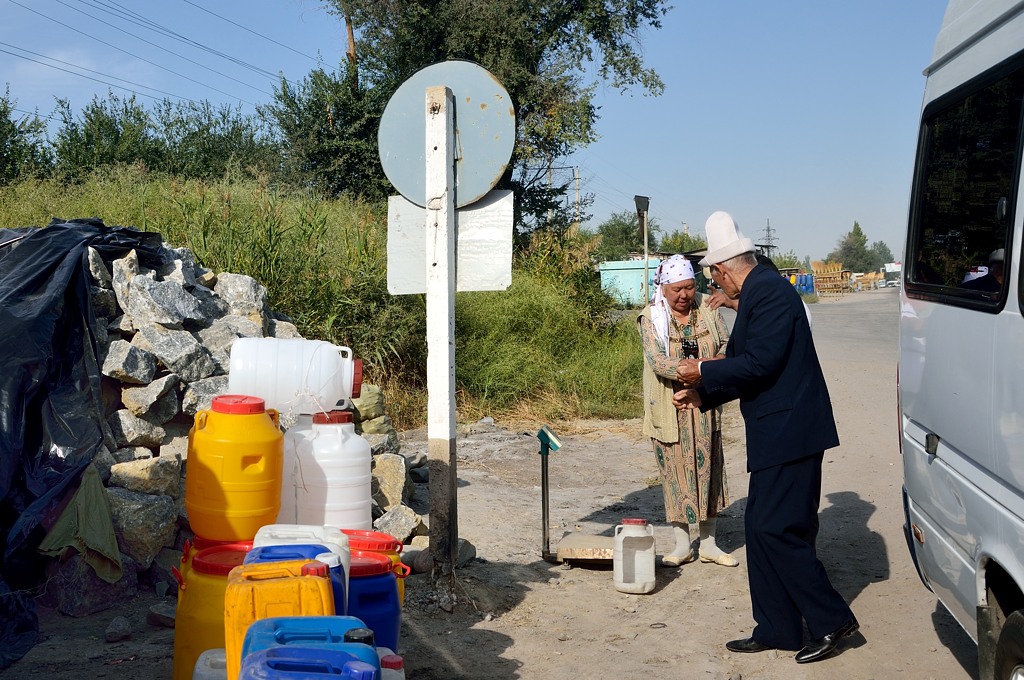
[295,411,373,531]
[613,518,656,594]
[278,414,315,524]
[228,338,362,416]
[191,648,226,680]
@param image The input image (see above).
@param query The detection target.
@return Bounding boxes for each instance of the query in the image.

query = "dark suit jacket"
[698,264,839,471]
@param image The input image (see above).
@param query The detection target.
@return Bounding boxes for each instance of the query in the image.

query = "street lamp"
[635,195,650,304]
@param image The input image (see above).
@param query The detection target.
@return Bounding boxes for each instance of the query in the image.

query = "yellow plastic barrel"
[342,529,408,604]
[185,395,283,542]
[172,544,248,680]
[223,559,336,680]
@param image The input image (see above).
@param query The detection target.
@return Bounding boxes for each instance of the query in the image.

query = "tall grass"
[0,166,643,428]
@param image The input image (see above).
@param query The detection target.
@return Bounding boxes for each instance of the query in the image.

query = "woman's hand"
[673,389,702,410]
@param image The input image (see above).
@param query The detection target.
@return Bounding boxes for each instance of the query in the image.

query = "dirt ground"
[2,288,978,680]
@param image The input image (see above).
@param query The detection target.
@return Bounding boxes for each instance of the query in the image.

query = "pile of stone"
[40,241,429,617]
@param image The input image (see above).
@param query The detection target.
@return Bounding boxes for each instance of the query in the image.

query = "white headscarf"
[649,255,695,355]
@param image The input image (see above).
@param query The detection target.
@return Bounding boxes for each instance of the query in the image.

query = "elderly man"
[673,211,857,664]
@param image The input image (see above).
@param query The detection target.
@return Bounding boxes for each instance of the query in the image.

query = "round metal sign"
[378,60,515,208]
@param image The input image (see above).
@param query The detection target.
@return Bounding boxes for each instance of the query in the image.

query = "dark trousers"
[746,452,853,650]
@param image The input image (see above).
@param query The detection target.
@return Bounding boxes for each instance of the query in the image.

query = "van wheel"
[995,610,1024,680]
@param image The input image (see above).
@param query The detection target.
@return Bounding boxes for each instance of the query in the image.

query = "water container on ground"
[173,544,249,680]
[224,560,336,680]
[295,411,372,531]
[228,337,363,416]
[613,518,656,594]
[243,543,347,615]
[238,647,377,680]
[253,524,351,611]
[240,616,379,672]
[185,395,283,542]
[348,550,405,652]
[342,529,407,604]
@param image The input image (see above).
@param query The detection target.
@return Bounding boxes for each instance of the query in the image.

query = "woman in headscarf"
[636,254,737,567]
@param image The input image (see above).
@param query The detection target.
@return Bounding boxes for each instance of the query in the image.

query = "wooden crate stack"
[811,261,852,296]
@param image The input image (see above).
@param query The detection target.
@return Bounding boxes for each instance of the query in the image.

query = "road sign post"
[380,61,514,608]
[423,85,459,605]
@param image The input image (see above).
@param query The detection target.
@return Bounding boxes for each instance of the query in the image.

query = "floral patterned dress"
[639,301,730,524]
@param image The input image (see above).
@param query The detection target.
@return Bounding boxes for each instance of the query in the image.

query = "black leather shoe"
[726,637,773,653]
[794,617,860,664]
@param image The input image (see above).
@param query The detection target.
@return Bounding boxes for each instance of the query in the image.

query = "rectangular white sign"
[387,189,514,294]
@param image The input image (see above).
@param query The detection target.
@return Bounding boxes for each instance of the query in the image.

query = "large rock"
[102,340,157,384]
[197,316,263,374]
[42,553,138,618]
[134,325,217,383]
[156,256,197,289]
[351,385,385,422]
[109,456,181,498]
[108,409,166,448]
[127,275,204,328]
[87,246,113,288]
[214,273,270,331]
[91,286,118,319]
[190,284,230,321]
[373,505,427,544]
[181,376,229,416]
[122,374,179,423]
[106,487,178,570]
[372,454,413,511]
[111,250,140,313]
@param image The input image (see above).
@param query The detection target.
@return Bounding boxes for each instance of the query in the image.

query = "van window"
[907,63,1024,303]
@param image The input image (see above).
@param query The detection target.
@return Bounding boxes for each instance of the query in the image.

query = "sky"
[0,1,949,262]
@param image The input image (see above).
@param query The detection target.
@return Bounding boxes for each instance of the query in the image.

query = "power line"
[179,0,323,65]
[0,40,192,102]
[75,0,291,85]
[6,0,254,106]
[54,0,273,97]
[0,46,182,104]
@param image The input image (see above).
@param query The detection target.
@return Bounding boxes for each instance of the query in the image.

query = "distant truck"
[900,1,1024,679]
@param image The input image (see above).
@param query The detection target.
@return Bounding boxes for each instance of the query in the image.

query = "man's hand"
[676,358,702,386]
[673,389,702,410]
[706,288,738,311]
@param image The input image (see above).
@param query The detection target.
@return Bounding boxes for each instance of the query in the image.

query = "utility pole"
[762,218,778,260]
[573,167,580,234]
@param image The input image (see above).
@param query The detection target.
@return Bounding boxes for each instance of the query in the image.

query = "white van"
[900,2,1024,678]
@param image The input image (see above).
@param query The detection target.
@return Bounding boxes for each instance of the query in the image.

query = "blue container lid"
[239,647,377,680]
[243,544,330,565]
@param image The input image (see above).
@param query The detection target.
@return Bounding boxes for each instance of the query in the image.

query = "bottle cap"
[621,518,648,526]
[380,654,404,670]
[343,627,376,646]
[211,395,266,414]
[301,561,328,577]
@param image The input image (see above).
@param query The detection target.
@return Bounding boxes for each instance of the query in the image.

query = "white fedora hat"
[699,211,756,267]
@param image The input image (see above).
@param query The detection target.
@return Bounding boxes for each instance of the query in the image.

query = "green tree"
[659,229,706,254]
[0,87,51,184]
[827,221,879,272]
[264,65,392,199]
[52,93,162,180]
[870,240,895,266]
[324,0,669,230]
[592,209,660,261]
[773,249,803,269]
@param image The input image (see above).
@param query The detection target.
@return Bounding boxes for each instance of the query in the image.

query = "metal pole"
[642,210,649,303]
[541,448,552,561]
